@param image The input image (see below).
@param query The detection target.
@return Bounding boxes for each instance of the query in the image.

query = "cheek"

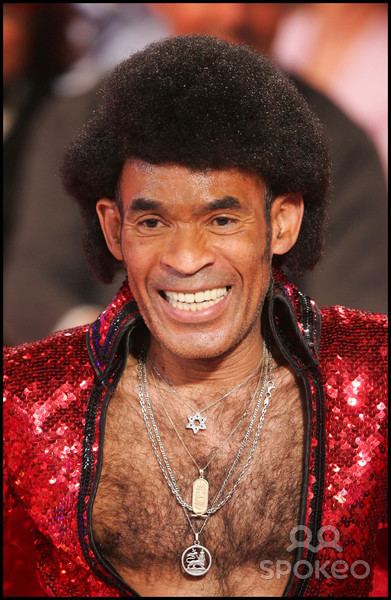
[230,236,272,306]
[225,233,269,275]
[121,237,155,290]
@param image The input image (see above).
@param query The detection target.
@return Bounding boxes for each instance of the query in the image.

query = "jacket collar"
[87,269,321,382]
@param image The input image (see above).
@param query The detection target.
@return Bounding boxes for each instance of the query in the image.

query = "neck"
[147,326,265,390]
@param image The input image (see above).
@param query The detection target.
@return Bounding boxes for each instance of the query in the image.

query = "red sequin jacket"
[4,274,388,597]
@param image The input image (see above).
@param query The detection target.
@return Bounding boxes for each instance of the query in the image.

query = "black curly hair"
[61,34,331,283]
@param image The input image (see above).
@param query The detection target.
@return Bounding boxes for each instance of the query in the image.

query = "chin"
[141,297,264,362]
[154,326,254,362]
[161,339,230,361]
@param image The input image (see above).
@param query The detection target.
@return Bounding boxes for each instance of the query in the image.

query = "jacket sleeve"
[369,316,388,596]
[3,504,48,596]
[371,412,388,596]
[3,346,48,596]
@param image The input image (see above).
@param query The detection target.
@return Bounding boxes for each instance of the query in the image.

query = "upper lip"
[160,286,230,293]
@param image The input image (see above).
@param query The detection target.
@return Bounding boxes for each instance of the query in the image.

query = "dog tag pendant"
[192,476,209,515]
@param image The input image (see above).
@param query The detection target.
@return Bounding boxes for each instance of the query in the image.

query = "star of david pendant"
[186,412,207,434]
[181,543,212,576]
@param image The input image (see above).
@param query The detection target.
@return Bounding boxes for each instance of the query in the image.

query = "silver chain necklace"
[150,367,257,476]
[137,344,269,515]
[136,345,275,576]
[151,356,263,434]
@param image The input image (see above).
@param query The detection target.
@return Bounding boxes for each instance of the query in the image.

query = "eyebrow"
[126,195,242,215]
[195,196,242,214]
[127,197,163,213]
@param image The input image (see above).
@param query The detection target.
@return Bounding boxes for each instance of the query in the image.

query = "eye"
[139,218,162,229]
[212,216,237,227]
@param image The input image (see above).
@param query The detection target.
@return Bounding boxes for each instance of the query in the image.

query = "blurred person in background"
[273,2,388,175]
[3,3,387,348]
[53,3,168,97]
[3,4,167,346]
[3,3,78,257]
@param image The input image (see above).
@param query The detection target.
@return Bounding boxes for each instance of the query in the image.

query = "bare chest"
[92,363,305,596]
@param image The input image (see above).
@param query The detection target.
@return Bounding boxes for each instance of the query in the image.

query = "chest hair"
[92,356,305,591]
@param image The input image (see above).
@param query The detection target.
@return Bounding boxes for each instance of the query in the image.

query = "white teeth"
[164,287,229,311]
[170,297,225,311]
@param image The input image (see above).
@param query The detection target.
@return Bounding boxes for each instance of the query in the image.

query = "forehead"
[119,159,266,205]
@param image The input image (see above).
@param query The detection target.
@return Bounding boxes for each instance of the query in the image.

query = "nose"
[160,226,215,276]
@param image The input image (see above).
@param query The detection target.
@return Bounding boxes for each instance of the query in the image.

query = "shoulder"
[319,305,387,408]
[3,325,97,522]
[4,324,90,370]
[319,306,387,366]
[320,305,387,348]
[4,325,95,475]
[3,324,93,404]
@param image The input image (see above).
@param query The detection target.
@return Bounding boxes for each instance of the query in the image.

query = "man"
[4,36,387,597]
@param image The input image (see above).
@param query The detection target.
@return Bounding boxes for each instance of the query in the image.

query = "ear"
[96,198,123,261]
[270,193,304,256]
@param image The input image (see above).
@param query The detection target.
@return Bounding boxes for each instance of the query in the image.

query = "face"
[97,160,303,362]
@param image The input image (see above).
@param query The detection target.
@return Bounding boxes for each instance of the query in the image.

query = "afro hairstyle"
[61,34,331,283]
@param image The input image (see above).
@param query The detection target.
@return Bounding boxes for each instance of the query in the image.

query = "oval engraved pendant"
[192,477,209,515]
[181,544,212,576]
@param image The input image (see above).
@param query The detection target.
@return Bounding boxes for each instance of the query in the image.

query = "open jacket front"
[4,272,387,597]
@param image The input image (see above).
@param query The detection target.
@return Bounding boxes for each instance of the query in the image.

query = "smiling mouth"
[160,287,230,312]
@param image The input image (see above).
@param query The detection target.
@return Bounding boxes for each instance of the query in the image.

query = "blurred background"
[3,3,388,348]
